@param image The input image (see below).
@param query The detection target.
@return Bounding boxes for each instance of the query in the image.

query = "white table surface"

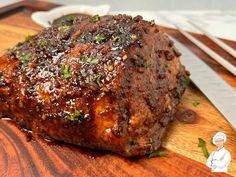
[1,0,236,10]
[111,10,236,41]
[1,1,236,41]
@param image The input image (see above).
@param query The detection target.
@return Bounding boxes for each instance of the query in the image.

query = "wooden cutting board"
[0,1,235,177]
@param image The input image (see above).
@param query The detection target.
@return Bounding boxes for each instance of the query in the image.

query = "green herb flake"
[68,109,81,122]
[149,151,168,158]
[5,48,11,52]
[144,61,152,68]
[198,138,209,158]
[60,64,71,79]
[95,34,106,44]
[112,35,121,42]
[92,15,100,23]
[164,63,170,68]
[16,41,24,46]
[16,51,32,67]
[25,34,35,42]
[192,100,200,107]
[81,57,99,64]
[94,73,103,82]
[66,15,76,22]
[58,25,70,32]
[37,39,49,49]
[181,77,190,87]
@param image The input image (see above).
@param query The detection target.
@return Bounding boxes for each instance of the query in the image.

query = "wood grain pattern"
[0,1,235,177]
[0,121,230,177]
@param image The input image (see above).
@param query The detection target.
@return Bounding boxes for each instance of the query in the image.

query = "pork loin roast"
[0,14,189,156]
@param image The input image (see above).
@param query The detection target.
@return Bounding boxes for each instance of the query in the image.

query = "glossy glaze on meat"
[0,14,189,156]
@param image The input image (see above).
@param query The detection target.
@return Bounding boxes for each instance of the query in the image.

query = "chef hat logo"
[212,132,227,145]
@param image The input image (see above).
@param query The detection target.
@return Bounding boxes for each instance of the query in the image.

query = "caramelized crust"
[0,14,189,156]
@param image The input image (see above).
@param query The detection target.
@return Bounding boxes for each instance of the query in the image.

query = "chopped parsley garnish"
[192,100,200,107]
[112,35,121,42]
[5,48,11,52]
[60,64,71,79]
[94,73,103,82]
[58,25,70,32]
[144,61,152,68]
[198,138,209,158]
[15,34,35,47]
[164,63,170,68]
[149,151,168,158]
[66,15,76,22]
[95,34,106,44]
[37,39,49,49]
[25,34,35,42]
[68,109,81,122]
[92,15,100,23]
[81,57,99,64]
[16,51,32,67]
[181,77,190,87]
[16,41,24,46]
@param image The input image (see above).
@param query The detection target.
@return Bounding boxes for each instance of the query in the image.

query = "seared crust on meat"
[0,14,189,156]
